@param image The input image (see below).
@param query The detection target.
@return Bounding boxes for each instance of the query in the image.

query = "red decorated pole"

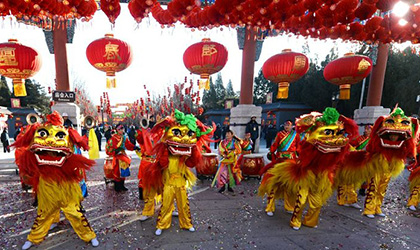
[239,28,256,104]
[53,19,70,91]
[262,49,309,99]
[366,43,389,106]
[324,52,373,100]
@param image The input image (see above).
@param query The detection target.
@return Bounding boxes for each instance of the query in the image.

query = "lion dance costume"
[336,107,418,218]
[13,111,98,249]
[142,110,213,236]
[408,166,420,211]
[135,127,159,220]
[258,108,358,230]
[260,121,300,216]
[336,126,371,208]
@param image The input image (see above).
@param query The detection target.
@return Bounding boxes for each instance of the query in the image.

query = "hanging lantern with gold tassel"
[183,38,228,90]
[86,34,132,89]
[324,52,373,100]
[262,49,309,99]
[0,39,42,97]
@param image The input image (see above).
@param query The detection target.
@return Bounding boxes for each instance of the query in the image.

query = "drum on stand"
[241,154,264,178]
[196,153,219,179]
[103,157,114,184]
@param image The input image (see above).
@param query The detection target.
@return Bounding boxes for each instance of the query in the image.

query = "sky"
[1,3,366,106]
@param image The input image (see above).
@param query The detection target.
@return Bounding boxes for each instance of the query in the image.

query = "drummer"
[234,133,253,170]
[212,130,242,193]
[260,120,300,216]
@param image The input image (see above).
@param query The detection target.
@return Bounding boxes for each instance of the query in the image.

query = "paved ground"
[0,143,419,250]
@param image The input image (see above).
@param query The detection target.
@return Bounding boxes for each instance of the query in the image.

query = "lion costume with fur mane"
[13,111,97,247]
[258,108,359,229]
[336,107,419,216]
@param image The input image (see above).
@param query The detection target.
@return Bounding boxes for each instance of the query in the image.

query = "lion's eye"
[187,130,195,137]
[56,132,66,139]
[401,120,410,125]
[324,129,334,136]
[385,119,395,124]
[38,129,49,138]
[172,129,181,136]
[336,129,345,135]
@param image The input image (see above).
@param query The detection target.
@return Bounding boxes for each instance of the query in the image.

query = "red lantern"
[324,52,373,100]
[183,38,228,90]
[86,34,132,88]
[0,39,42,96]
[262,49,309,99]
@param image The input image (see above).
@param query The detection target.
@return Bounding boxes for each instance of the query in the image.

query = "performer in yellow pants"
[407,185,419,211]
[336,184,361,208]
[141,188,158,217]
[27,179,96,245]
[156,185,192,230]
[265,191,295,214]
[290,173,332,230]
[363,173,391,217]
[408,163,420,211]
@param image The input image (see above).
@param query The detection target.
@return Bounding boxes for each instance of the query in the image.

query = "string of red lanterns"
[3,1,420,44]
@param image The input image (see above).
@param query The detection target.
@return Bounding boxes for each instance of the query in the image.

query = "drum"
[241,154,264,177]
[103,157,114,181]
[196,153,219,176]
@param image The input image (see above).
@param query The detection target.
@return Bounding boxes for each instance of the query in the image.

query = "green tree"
[226,80,236,98]
[214,73,226,108]
[253,70,274,105]
[0,76,12,107]
[381,46,420,115]
[17,79,50,114]
[202,77,217,110]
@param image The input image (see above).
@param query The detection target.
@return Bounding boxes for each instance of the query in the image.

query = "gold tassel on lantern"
[204,79,210,90]
[277,82,290,99]
[339,84,351,100]
[106,78,116,88]
[200,73,210,90]
[106,71,116,89]
[13,79,27,97]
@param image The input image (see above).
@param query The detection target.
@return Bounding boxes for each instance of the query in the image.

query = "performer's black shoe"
[218,186,226,193]
[358,188,366,196]
[32,197,38,207]
[121,180,128,191]
[138,187,144,200]
[114,181,122,192]
[79,204,86,213]
[227,187,234,193]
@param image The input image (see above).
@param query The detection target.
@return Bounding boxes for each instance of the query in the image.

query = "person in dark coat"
[95,127,103,151]
[128,125,137,146]
[213,124,222,149]
[245,116,259,153]
[62,113,74,128]
[265,124,278,148]
[105,126,112,143]
[14,126,21,141]
[1,128,10,153]
[222,125,228,140]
